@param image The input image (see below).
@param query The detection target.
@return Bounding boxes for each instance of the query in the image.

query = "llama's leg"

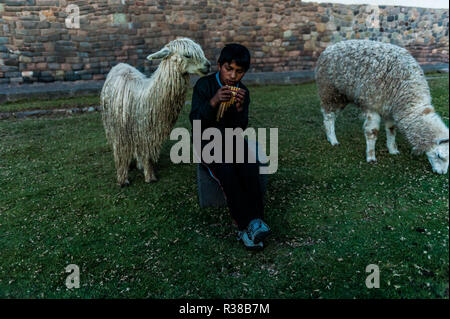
[130,151,143,170]
[321,108,339,146]
[363,112,381,163]
[149,161,158,182]
[142,157,158,183]
[137,159,143,171]
[385,120,400,155]
[113,143,131,186]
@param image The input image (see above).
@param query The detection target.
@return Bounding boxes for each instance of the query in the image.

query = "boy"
[189,43,271,250]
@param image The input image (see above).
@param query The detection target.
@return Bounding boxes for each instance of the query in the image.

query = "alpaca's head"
[147,38,210,76]
[426,138,449,174]
[414,110,449,174]
[407,106,449,174]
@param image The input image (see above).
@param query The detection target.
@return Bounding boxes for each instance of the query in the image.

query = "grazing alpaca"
[101,38,211,185]
[316,40,449,174]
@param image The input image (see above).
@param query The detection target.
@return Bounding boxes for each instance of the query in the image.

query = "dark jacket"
[189,72,250,133]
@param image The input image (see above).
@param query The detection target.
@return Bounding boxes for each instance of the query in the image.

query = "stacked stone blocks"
[0,0,448,84]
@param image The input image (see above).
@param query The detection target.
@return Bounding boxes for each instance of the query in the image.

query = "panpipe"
[216,86,240,121]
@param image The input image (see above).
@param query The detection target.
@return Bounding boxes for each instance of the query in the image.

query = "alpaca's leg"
[113,143,131,186]
[363,112,381,163]
[321,108,339,146]
[385,120,400,155]
[318,84,347,146]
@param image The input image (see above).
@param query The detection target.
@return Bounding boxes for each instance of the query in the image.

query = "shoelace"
[248,220,261,234]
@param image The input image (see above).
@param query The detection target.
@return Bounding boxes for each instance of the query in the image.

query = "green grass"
[0,71,442,113]
[0,91,195,113]
[0,95,100,113]
[0,75,448,298]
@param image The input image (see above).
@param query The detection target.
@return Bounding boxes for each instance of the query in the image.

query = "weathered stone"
[93,74,105,80]
[55,70,64,79]
[81,74,93,80]
[36,62,47,70]
[283,30,293,38]
[72,63,84,71]
[0,1,446,83]
[4,59,19,66]
[22,71,33,77]
[64,72,80,81]
[10,77,23,84]
[5,1,35,6]
[48,63,60,70]
[316,23,326,33]
[5,71,22,77]
[24,18,41,27]
[113,13,128,24]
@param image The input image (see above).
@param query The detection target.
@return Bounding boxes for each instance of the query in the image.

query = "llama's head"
[426,138,449,174]
[146,38,210,76]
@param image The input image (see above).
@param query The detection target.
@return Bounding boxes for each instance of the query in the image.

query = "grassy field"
[0,75,448,298]
[0,95,100,113]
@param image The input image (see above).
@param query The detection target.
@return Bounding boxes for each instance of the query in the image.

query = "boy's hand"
[235,88,246,112]
[210,87,232,108]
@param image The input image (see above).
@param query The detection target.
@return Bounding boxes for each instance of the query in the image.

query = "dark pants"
[201,138,264,230]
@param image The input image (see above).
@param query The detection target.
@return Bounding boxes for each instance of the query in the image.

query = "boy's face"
[218,61,246,87]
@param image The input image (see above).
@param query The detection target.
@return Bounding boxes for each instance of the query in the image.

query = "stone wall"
[0,0,448,85]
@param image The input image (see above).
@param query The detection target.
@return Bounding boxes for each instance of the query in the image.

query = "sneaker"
[247,219,271,244]
[237,231,264,251]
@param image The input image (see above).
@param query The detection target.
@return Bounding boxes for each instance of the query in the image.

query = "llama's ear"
[436,138,449,145]
[147,48,171,60]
